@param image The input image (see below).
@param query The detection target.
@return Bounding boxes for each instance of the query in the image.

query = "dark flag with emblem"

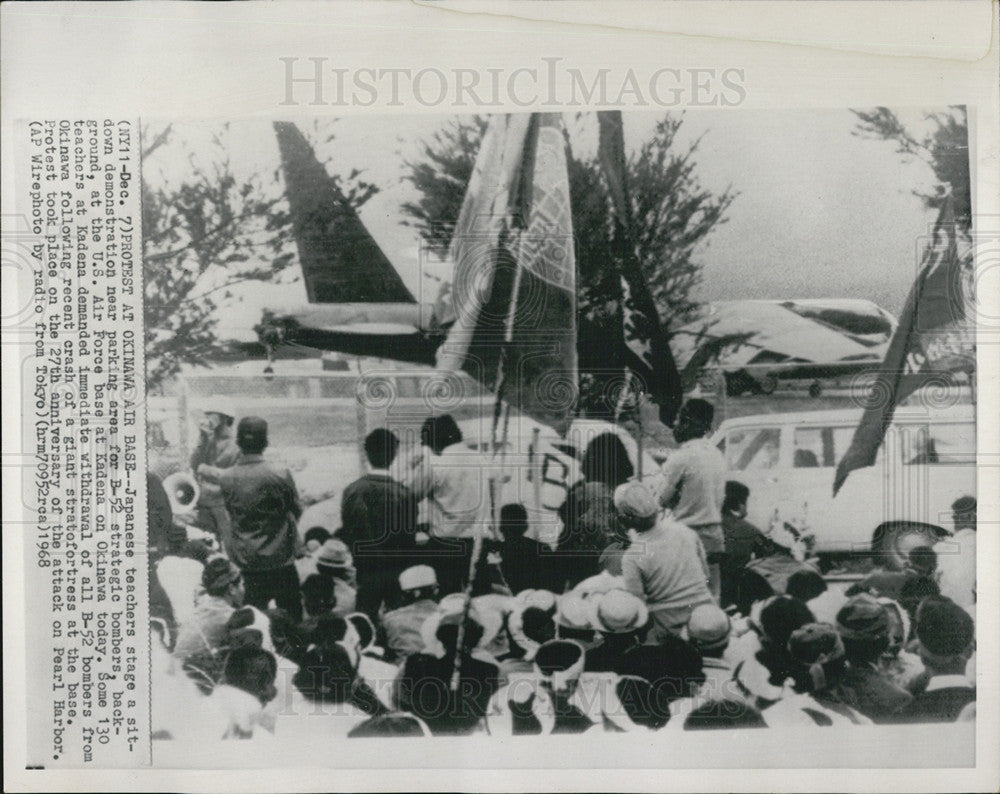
[833,198,975,495]
[274,121,415,304]
[597,110,684,427]
[437,113,578,436]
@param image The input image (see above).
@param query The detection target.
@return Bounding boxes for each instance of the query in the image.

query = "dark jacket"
[206,454,302,571]
[896,678,975,723]
[721,513,768,570]
[340,473,418,562]
[833,662,913,723]
[556,480,619,588]
[500,536,557,594]
[396,651,500,735]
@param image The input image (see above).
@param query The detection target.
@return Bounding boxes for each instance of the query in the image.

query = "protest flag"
[597,110,684,427]
[833,197,975,495]
[437,113,578,437]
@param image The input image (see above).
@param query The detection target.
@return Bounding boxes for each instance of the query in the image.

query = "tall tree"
[852,106,970,229]
[401,113,735,418]
[142,121,377,391]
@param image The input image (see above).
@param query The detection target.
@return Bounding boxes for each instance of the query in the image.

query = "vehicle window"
[725,427,780,471]
[793,428,825,467]
[901,423,975,465]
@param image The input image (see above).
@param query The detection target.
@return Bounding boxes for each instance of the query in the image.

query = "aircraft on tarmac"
[258,122,899,400]
[670,299,899,397]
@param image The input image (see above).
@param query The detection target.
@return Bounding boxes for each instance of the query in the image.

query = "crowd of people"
[147,398,978,741]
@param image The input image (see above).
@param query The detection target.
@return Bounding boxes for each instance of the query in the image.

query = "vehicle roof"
[714,403,974,430]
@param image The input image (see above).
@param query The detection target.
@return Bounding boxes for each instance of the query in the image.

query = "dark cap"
[725,480,750,504]
[916,597,974,656]
[237,416,268,447]
[835,594,890,642]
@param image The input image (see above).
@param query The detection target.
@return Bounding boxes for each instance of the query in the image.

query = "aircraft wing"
[257,304,443,365]
[671,299,897,371]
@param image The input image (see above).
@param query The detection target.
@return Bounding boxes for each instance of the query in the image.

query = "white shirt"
[658,438,726,528]
[404,443,502,539]
[934,529,976,607]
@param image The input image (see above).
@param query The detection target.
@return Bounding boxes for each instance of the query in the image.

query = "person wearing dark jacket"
[340,429,419,619]
[199,417,303,622]
[896,596,975,723]
[555,433,633,590]
[832,595,913,723]
[719,481,768,608]
[395,608,500,735]
[497,503,555,594]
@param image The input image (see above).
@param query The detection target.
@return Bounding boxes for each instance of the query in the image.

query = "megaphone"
[163,471,200,514]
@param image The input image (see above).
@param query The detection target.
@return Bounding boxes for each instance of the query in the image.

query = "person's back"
[621,515,713,641]
[218,457,299,568]
[341,472,417,553]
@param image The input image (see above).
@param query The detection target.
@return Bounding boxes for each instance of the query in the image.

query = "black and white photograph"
[3,2,998,790]
[142,107,978,745]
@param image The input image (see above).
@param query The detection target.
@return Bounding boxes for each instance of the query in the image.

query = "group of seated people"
[150,485,976,740]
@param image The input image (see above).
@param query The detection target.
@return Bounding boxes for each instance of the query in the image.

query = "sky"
[143,108,951,342]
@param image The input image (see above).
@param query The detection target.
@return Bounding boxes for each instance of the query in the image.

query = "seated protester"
[719,481,769,609]
[554,434,634,590]
[292,613,387,725]
[896,596,975,723]
[497,503,556,594]
[846,545,937,602]
[898,574,941,626]
[724,572,776,668]
[745,522,818,595]
[584,589,650,673]
[294,526,333,583]
[683,699,768,730]
[732,596,814,709]
[381,565,441,662]
[348,712,433,738]
[832,594,913,723]
[211,646,279,740]
[395,605,500,735]
[347,612,398,711]
[876,597,926,694]
[786,569,826,603]
[554,593,600,652]
[616,633,707,717]
[502,590,559,679]
[266,607,307,668]
[615,481,715,644]
[786,569,847,626]
[763,623,871,727]
[156,540,212,635]
[489,640,646,734]
[173,557,246,692]
[599,501,633,578]
[686,604,737,703]
[315,538,357,616]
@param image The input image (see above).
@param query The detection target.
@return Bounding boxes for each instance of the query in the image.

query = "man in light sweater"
[617,481,715,644]
[658,399,726,600]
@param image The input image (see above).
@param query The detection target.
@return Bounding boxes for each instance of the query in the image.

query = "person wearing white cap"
[615,481,715,644]
[381,565,440,662]
[584,589,649,672]
[686,603,737,702]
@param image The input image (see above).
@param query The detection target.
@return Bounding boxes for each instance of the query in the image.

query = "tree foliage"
[142,121,377,391]
[852,106,970,229]
[401,113,735,418]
